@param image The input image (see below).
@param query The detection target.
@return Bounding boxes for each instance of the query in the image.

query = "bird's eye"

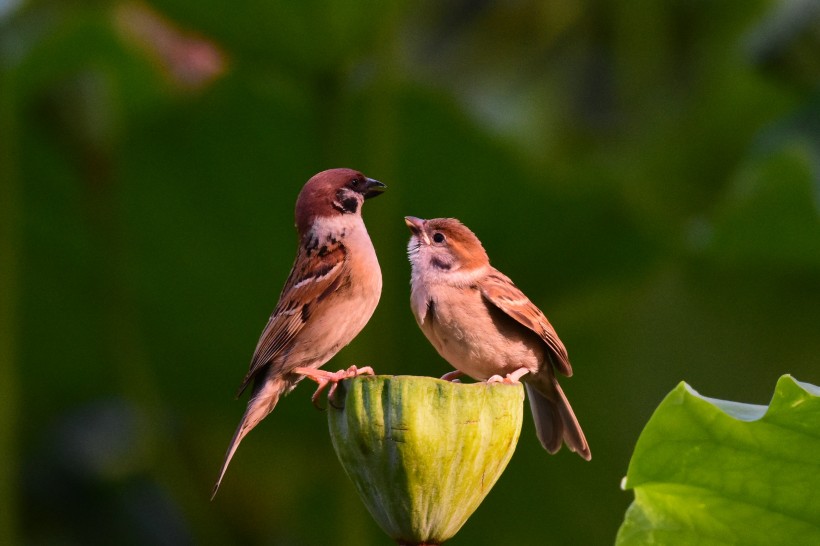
[350,178,360,188]
[433,232,445,243]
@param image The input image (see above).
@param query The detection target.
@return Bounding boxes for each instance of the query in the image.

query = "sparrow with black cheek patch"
[211,168,386,498]
[404,216,590,460]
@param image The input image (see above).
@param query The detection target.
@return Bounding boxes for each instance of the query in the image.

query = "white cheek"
[407,235,419,256]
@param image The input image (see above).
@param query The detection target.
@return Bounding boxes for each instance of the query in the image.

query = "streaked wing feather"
[236,242,348,394]
[479,268,573,376]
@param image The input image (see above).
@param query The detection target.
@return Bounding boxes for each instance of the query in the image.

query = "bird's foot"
[293,365,375,410]
[440,370,464,382]
[486,368,529,385]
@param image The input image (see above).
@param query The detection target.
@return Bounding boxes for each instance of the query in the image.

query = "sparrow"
[404,216,590,460]
[212,168,386,498]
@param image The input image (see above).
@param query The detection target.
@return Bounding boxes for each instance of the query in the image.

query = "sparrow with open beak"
[212,168,386,497]
[404,216,590,460]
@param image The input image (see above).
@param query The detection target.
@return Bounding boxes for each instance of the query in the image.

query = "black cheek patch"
[431,257,452,270]
[341,196,358,213]
[334,189,360,214]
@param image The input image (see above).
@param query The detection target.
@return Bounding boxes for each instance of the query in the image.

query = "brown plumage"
[405,216,590,460]
[212,169,386,498]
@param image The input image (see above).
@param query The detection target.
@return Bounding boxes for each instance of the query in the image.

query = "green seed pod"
[328,375,524,545]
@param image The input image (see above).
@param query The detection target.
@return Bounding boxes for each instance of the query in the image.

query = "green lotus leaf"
[617,375,820,546]
[328,375,524,545]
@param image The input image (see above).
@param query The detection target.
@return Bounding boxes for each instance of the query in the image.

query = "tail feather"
[211,377,289,499]
[526,383,563,453]
[525,375,591,461]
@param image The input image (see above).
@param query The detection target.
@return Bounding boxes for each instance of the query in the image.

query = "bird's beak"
[404,216,430,245]
[363,178,386,199]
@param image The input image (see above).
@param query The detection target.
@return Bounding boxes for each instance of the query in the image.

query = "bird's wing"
[236,241,349,395]
[479,268,573,376]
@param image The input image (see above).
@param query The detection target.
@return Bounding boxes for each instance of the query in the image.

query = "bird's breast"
[287,219,382,368]
[412,282,542,380]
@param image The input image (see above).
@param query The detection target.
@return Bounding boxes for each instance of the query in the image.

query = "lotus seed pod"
[328,375,524,545]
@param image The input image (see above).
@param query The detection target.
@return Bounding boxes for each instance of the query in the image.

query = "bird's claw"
[486,368,529,385]
[293,365,375,410]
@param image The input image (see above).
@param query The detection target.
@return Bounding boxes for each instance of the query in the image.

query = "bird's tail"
[211,375,291,499]
[525,376,591,461]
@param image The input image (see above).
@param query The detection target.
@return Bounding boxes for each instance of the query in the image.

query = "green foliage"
[618,376,820,545]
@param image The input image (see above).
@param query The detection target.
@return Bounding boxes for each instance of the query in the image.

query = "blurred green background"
[2,0,820,544]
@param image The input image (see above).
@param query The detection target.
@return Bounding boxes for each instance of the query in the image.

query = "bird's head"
[404,216,489,284]
[295,168,385,235]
